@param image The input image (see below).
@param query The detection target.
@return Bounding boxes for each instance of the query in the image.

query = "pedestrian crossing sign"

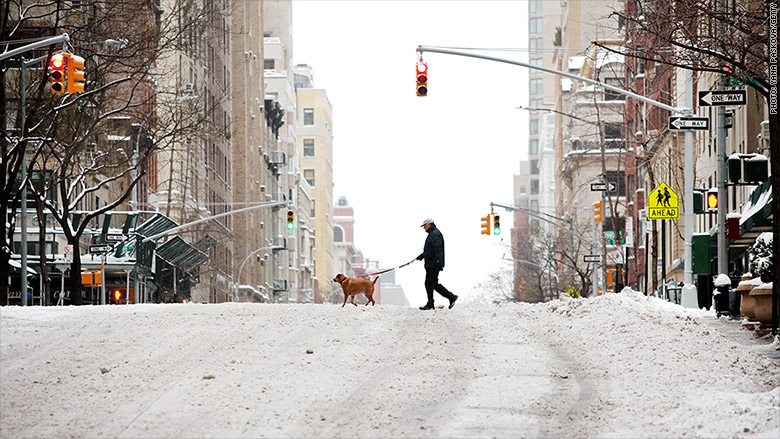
[647,181,679,220]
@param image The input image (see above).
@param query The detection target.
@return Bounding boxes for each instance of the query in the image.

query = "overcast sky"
[292,1,529,305]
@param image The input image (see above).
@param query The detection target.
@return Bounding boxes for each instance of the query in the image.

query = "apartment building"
[295,64,335,303]
[514,0,624,300]
[263,1,316,303]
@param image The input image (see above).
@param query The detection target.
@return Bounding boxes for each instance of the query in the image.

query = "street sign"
[647,181,680,219]
[89,244,113,254]
[583,254,602,263]
[590,182,616,192]
[698,90,747,107]
[105,234,125,242]
[668,116,709,131]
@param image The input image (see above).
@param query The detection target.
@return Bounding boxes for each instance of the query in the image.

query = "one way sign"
[698,90,746,107]
[668,116,710,130]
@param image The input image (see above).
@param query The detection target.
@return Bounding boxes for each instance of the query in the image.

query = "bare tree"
[1,0,215,304]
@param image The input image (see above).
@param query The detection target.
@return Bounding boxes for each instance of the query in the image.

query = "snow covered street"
[2,291,778,438]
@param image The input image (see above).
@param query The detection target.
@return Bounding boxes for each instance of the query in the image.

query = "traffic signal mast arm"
[416,45,686,115]
[489,202,590,245]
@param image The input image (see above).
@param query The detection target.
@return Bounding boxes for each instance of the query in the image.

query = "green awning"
[740,179,773,234]
[135,214,178,239]
[156,236,209,268]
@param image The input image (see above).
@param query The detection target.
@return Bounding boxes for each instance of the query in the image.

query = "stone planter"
[736,276,761,320]
[749,283,777,325]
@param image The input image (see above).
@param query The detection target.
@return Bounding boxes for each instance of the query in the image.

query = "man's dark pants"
[425,268,455,305]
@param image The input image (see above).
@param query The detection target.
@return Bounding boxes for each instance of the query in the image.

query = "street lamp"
[235,246,273,302]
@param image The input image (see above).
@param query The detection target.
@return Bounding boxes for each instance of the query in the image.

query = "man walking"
[416,219,458,310]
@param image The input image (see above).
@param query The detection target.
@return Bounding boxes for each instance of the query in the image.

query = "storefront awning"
[156,236,209,270]
[733,179,773,249]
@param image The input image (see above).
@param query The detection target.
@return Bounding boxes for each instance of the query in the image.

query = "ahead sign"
[669,116,709,131]
[698,90,746,107]
[647,181,680,220]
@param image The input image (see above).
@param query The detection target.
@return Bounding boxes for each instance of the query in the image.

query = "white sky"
[292,1,529,305]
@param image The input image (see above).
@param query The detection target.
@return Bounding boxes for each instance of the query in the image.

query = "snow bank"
[1,297,778,438]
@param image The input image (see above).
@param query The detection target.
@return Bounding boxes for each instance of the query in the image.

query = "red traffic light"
[416,61,428,96]
[50,52,67,93]
[51,53,65,69]
[706,190,718,211]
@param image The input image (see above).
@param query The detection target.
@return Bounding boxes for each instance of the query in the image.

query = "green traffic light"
[493,227,500,235]
[287,221,294,230]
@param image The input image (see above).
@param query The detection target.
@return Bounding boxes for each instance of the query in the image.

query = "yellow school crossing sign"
[647,181,679,219]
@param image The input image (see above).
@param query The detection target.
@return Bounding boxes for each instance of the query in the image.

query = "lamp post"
[235,246,273,302]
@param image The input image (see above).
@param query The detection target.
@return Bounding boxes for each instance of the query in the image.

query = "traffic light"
[693,190,705,214]
[416,61,428,96]
[480,215,490,235]
[723,62,732,75]
[593,201,603,222]
[66,54,85,93]
[493,214,501,235]
[50,52,66,93]
[286,209,295,230]
[706,188,718,212]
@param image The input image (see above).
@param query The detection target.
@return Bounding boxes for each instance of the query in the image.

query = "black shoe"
[448,295,458,309]
[419,303,434,310]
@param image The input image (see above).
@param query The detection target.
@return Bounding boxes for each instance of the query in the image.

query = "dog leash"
[357,258,417,279]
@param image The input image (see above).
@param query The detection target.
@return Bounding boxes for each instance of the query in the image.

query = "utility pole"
[716,0,728,276]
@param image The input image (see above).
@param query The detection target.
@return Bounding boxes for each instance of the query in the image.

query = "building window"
[529,0,542,13]
[334,226,344,243]
[604,78,624,101]
[264,59,275,70]
[530,37,542,54]
[529,98,543,112]
[530,159,539,175]
[530,78,543,95]
[530,179,539,195]
[530,17,543,34]
[303,139,315,157]
[530,199,539,211]
[310,199,316,219]
[529,139,539,155]
[530,118,539,135]
[303,108,314,125]
[529,58,543,74]
[304,169,315,187]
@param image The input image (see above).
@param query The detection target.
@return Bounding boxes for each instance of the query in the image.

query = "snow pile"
[714,273,732,287]
[1,296,778,438]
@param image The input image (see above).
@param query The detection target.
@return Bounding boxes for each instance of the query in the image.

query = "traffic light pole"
[490,202,589,244]
[141,201,290,243]
[421,45,698,298]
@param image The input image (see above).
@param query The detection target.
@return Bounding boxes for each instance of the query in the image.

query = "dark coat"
[417,225,445,270]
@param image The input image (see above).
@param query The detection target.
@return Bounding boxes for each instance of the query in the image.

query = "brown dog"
[333,274,378,307]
